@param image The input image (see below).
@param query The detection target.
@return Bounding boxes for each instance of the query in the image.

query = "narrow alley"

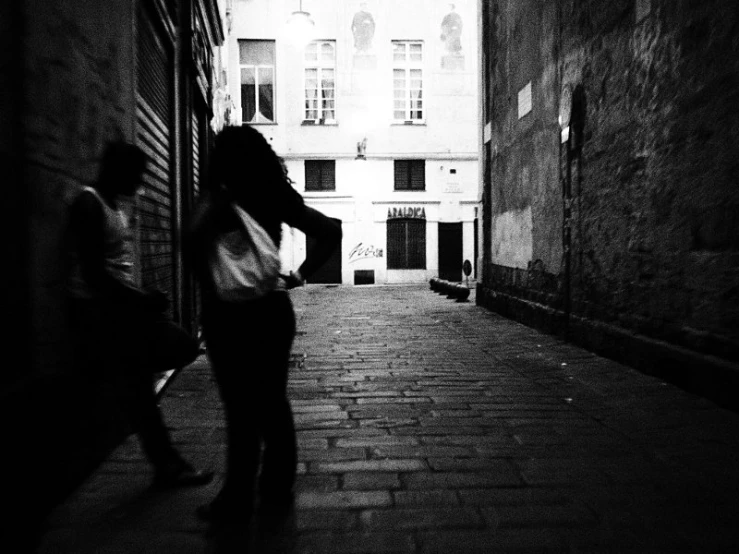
[37,285,739,553]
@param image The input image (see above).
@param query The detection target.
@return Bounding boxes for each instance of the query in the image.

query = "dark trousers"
[202,291,297,506]
[69,299,197,469]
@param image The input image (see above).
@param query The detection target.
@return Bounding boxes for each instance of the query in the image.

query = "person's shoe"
[152,460,214,490]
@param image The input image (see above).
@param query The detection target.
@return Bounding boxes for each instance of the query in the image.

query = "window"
[392,41,423,122]
[387,219,426,269]
[305,160,336,191]
[394,160,425,190]
[239,40,275,124]
[305,41,336,123]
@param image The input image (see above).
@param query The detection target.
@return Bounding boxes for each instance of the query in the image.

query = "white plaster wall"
[229,0,480,284]
[491,206,534,270]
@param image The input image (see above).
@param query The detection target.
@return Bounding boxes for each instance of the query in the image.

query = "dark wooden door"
[306,219,342,284]
[438,222,463,281]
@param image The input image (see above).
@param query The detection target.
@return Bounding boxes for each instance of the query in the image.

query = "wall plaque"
[518,82,532,119]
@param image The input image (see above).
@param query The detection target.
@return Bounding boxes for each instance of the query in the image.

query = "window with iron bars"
[387,219,426,269]
[305,41,336,124]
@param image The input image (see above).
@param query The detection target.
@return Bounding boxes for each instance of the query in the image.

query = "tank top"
[67,187,136,299]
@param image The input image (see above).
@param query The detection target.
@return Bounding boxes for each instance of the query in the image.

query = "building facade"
[227,0,480,285]
[478,0,739,400]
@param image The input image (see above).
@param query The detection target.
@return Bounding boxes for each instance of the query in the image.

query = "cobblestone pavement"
[37,285,739,553]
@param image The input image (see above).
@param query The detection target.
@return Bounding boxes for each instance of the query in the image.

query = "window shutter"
[410,161,425,190]
[394,160,409,189]
[305,160,335,191]
[323,160,336,190]
[305,161,320,191]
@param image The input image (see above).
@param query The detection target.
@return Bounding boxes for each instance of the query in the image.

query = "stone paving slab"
[35,285,739,553]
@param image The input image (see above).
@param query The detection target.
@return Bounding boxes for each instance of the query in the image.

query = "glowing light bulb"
[287,8,315,48]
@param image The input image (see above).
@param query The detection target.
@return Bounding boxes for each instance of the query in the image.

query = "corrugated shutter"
[190,109,202,332]
[192,111,201,195]
[136,7,175,307]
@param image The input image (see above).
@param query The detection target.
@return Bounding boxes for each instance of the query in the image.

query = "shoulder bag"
[208,202,281,301]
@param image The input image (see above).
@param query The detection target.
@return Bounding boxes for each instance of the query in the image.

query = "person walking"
[66,141,214,490]
[188,125,342,531]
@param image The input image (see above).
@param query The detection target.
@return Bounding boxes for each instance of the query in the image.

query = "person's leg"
[212,355,261,510]
[116,308,212,488]
[256,294,298,507]
[200,303,262,520]
[122,366,177,466]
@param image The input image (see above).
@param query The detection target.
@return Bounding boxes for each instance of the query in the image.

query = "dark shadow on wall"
[3,368,132,550]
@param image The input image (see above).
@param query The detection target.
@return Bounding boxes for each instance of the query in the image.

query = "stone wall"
[25,0,136,375]
[3,2,138,541]
[481,0,739,370]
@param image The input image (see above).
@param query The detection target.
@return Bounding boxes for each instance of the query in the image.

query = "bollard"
[430,278,441,292]
[430,278,469,302]
[438,279,451,296]
[449,283,462,299]
[441,280,453,296]
[454,284,470,302]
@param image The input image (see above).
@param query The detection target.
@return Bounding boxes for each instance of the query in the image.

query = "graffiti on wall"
[348,242,384,263]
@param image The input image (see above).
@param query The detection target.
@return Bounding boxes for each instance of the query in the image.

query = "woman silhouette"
[189,125,342,532]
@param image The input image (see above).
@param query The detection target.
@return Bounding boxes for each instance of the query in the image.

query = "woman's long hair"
[208,125,290,244]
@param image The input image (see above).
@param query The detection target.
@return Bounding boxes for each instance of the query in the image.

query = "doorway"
[306,218,342,284]
[438,222,463,281]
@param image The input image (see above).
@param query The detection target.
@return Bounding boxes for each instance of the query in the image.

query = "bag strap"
[230,202,278,252]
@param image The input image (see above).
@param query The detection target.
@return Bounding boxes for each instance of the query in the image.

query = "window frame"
[238,39,276,125]
[304,40,337,125]
[387,218,427,269]
[394,159,426,191]
[304,160,337,192]
[392,40,424,124]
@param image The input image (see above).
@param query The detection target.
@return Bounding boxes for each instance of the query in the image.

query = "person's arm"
[70,191,165,311]
[287,205,342,285]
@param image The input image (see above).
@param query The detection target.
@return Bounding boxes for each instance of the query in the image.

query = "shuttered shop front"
[135,6,176,314]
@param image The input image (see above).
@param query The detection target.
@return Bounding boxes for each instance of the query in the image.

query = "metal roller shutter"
[135,7,175,309]
[192,111,201,196]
